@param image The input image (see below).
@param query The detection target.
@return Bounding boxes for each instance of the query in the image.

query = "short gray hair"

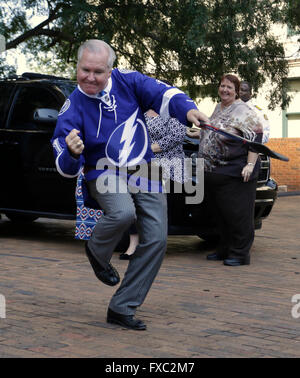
[77,39,116,70]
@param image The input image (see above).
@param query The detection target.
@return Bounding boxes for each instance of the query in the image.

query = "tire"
[4,212,39,223]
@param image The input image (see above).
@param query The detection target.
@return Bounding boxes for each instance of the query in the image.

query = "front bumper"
[254,178,278,228]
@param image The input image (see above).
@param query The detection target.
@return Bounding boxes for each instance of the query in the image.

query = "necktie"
[100,90,111,105]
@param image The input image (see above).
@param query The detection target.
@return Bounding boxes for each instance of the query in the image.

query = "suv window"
[55,81,77,98]
[0,83,14,128]
[9,86,61,130]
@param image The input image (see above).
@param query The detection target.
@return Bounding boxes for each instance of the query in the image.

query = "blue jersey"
[52,69,197,187]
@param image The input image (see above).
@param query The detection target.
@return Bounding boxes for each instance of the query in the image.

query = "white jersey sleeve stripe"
[55,153,81,178]
[53,138,63,154]
[159,88,184,120]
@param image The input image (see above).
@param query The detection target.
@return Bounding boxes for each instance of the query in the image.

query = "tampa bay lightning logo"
[58,99,71,116]
[105,109,148,167]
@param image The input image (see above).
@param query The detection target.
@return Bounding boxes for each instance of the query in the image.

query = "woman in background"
[198,74,263,266]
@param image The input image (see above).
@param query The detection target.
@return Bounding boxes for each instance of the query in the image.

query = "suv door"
[0,82,17,206]
[1,83,76,216]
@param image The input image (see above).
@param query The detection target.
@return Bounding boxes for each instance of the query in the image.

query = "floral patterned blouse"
[144,113,188,183]
[198,100,263,178]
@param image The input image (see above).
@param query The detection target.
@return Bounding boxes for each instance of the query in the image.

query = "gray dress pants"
[86,178,168,316]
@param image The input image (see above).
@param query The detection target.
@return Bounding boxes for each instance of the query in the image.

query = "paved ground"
[0,195,299,358]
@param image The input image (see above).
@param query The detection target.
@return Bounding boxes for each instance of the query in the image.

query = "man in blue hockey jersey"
[52,39,209,330]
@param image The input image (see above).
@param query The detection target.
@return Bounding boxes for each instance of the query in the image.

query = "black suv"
[0,73,278,241]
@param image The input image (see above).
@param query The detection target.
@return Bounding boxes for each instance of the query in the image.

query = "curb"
[278,191,300,197]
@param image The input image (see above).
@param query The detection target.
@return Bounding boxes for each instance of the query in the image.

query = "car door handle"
[5,141,19,145]
[0,140,18,145]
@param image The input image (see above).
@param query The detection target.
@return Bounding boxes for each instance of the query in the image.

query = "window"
[282,78,300,138]
[9,85,61,130]
[55,81,77,98]
[0,83,14,128]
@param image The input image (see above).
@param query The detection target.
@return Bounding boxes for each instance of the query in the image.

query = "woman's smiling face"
[218,78,237,106]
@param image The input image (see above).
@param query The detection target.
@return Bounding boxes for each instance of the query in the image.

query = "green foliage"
[286,0,300,30]
[0,58,16,77]
[0,0,295,109]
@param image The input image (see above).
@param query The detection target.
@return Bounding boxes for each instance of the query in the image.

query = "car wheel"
[4,212,39,223]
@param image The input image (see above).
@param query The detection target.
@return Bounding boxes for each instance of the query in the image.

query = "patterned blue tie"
[100,90,111,105]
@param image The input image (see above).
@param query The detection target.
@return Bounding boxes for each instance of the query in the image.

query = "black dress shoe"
[119,253,131,260]
[207,252,226,261]
[107,308,147,330]
[223,256,250,266]
[85,243,120,286]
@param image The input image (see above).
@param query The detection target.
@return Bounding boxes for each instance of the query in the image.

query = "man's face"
[77,48,111,95]
[239,83,251,102]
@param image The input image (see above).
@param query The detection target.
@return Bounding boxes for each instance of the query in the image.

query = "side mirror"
[33,108,58,123]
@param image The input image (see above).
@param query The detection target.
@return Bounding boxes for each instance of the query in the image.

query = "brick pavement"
[0,195,300,358]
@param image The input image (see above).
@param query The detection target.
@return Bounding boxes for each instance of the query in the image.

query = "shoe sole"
[207,256,225,261]
[98,272,120,286]
[107,317,147,330]
[223,260,250,266]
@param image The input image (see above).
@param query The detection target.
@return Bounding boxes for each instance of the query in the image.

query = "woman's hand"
[242,152,258,182]
[186,127,200,138]
[151,143,162,153]
[241,163,254,182]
